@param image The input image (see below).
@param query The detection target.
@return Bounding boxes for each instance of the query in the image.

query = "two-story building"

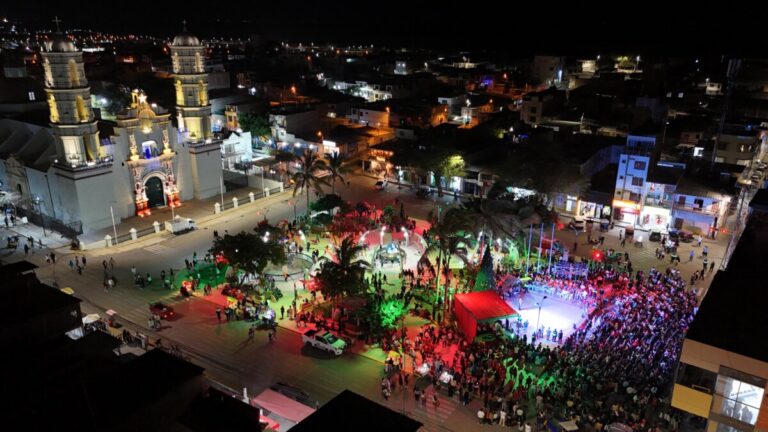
[638,163,684,231]
[521,88,566,126]
[670,190,768,432]
[671,176,732,235]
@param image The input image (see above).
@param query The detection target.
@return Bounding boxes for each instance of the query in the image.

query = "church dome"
[172,31,200,47]
[45,33,77,53]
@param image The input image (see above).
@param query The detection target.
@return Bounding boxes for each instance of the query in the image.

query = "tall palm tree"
[459,196,525,242]
[271,149,297,184]
[291,150,330,218]
[425,208,471,317]
[317,236,370,301]
[325,152,350,195]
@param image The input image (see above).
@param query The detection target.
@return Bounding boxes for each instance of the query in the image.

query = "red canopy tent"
[453,291,517,341]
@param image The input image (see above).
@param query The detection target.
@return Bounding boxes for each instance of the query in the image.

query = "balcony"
[644,197,672,209]
[673,203,719,216]
[53,156,114,180]
[54,156,114,172]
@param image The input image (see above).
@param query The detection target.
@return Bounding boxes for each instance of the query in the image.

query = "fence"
[14,206,82,239]
[103,185,289,248]
[219,186,285,213]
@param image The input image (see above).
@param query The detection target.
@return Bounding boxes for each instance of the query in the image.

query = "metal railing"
[14,206,83,238]
[673,204,719,216]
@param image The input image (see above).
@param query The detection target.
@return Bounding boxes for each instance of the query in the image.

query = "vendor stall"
[453,291,518,342]
[251,389,315,431]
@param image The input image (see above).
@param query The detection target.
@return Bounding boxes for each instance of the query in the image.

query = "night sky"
[4,1,766,55]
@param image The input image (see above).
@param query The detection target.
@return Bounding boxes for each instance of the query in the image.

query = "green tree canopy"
[238,112,271,139]
[208,224,287,285]
[316,236,370,300]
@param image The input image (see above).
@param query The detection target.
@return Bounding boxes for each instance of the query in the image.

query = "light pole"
[535,295,548,335]
[33,195,47,237]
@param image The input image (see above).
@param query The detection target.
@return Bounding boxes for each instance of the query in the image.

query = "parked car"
[669,229,694,243]
[649,230,662,242]
[416,186,434,198]
[568,217,585,231]
[302,329,347,355]
[149,302,175,320]
[374,180,388,190]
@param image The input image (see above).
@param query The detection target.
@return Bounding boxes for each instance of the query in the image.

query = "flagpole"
[525,224,533,275]
[220,174,224,207]
[536,223,544,273]
[548,222,556,271]
[110,206,118,245]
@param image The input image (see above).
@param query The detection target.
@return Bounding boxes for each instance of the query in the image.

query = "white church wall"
[175,142,195,201]
[110,134,139,219]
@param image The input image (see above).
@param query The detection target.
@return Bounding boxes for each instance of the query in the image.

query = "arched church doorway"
[145,176,165,208]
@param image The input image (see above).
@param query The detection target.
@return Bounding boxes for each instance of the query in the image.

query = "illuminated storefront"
[639,206,671,231]
[613,199,641,225]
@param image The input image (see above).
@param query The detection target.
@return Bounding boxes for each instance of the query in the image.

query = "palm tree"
[316,236,370,302]
[459,196,525,242]
[425,208,471,318]
[271,149,297,184]
[325,152,350,195]
[291,150,330,219]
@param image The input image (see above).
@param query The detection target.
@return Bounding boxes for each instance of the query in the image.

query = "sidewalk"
[84,186,289,245]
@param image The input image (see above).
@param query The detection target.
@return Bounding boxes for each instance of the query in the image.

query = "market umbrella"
[82,314,101,324]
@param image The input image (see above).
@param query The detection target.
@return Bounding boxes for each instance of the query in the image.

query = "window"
[28,91,36,101]
[676,363,717,393]
[631,177,644,187]
[633,161,646,170]
[712,375,765,426]
[619,175,624,180]
[629,192,641,202]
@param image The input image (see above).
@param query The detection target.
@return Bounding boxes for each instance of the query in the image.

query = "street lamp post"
[33,195,47,237]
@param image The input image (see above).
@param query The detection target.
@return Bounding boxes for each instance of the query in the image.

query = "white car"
[302,329,347,356]
[374,180,388,190]
[568,217,585,231]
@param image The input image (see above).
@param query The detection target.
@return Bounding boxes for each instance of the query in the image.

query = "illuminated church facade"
[0,26,227,234]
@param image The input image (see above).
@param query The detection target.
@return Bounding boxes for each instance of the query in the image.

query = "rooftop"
[290,390,421,432]
[685,191,768,362]
[0,272,81,325]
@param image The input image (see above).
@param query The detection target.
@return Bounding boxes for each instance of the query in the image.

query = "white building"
[0,27,223,234]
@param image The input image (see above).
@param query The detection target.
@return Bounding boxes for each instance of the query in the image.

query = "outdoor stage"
[506,290,589,348]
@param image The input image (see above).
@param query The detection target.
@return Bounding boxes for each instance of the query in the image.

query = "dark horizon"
[4,1,767,56]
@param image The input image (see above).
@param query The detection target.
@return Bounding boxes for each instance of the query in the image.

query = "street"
[1,171,730,432]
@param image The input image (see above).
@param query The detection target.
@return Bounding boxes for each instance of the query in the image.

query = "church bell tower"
[170,22,222,200]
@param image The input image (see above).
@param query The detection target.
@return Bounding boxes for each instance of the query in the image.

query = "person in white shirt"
[499,410,507,426]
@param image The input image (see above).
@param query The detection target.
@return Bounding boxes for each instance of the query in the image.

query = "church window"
[61,136,82,162]
[175,80,184,106]
[142,140,159,159]
[28,92,36,101]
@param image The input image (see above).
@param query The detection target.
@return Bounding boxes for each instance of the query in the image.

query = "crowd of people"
[379,263,695,431]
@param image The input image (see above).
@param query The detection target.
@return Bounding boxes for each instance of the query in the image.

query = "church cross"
[181,19,187,31]
[52,16,62,32]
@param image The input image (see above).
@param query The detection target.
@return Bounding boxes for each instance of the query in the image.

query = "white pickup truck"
[301,329,347,356]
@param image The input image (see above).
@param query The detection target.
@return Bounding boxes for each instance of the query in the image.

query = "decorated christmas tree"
[473,244,496,292]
